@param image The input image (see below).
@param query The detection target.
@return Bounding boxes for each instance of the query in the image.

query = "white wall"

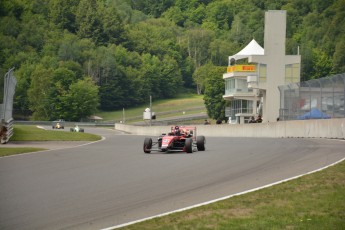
[115,118,345,139]
[250,11,301,123]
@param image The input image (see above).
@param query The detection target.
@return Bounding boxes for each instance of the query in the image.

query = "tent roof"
[229,39,264,62]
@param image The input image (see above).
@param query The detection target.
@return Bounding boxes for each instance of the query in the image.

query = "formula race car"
[70,125,84,132]
[52,119,65,129]
[143,126,205,154]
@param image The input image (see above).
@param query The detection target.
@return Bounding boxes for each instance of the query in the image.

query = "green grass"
[11,125,102,141]
[96,93,205,121]
[0,125,102,157]
[0,147,47,157]
[119,160,345,229]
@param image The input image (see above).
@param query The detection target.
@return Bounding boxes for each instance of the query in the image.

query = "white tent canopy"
[228,39,264,64]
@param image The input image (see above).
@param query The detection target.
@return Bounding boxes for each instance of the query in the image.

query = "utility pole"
[122,108,125,123]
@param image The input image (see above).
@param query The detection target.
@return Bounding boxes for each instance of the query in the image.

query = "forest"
[0,0,344,121]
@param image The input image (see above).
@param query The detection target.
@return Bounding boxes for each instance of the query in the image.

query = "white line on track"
[101,157,345,230]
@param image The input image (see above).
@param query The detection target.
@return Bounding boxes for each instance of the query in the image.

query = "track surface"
[1,128,344,230]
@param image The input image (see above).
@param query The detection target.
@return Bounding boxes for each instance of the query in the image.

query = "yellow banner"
[227,65,256,73]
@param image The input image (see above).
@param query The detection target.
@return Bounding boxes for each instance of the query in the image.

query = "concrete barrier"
[115,118,345,139]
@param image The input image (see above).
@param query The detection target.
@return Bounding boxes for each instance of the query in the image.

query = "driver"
[174,126,181,136]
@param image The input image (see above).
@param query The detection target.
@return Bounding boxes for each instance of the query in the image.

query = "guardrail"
[13,111,208,128]
[14,121,115,127]
[1,68,17,144]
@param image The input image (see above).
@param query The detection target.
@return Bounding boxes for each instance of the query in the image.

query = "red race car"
[143,126,205,153]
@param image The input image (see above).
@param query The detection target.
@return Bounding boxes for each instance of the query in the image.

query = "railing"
[14,121,115,127]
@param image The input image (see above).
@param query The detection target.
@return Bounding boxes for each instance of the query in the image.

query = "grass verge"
[11,125,101,141]
[0,148,47,157]
[96,93,205,121]
[0,125,102,157]
[119,160,345,230]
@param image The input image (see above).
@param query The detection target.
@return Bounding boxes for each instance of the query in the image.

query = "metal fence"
[279,73,345,121]
[0,68,17,143]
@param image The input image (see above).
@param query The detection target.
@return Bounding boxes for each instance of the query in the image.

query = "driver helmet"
[174,126,180,133]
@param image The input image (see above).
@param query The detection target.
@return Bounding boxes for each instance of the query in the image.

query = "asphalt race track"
[1,127,344,230]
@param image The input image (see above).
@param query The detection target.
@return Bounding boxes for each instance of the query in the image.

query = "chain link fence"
[279,73,345,121]
[0,68,17,143]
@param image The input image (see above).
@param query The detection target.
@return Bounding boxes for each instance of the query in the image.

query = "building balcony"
[223,90,256,100]
[224,76,256,100]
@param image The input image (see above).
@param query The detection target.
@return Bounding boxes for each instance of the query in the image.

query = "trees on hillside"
[1,0,344,121]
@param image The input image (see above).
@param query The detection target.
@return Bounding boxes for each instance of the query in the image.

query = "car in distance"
[143,126,205,154]
[52,119,65,129]
[70,125,84,132]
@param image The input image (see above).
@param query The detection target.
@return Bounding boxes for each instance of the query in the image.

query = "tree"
[209,39,236,66]
[130,0,174,18]
[100,4,126,45]
[192,65,207,95]
[46,67,77,119]
[49,0,79,33]
[58,60,84,80]
[203,0,235,30]
[180,56,195,88]
[203,63,227,120]
[58,33,78,61]
[160,55,183,97]
[52,67,76,90]
[333,38,345,73]
[75,0,102,44]
[126,18,181,58]
[98,66,134,111]
[27,64,53,120]
[60,77,99,121]
[138,53,162,99]
[16,13,48,51]
[310,48,334,79]
[162,6,186,26]
[13,62,36,117]
[185,29,214,69]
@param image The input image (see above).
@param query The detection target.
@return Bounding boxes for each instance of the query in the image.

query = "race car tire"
[158,137,162,148]
[143,138,152,153]
[80,128,84,133]
[185,138,193,153]
[196,135,206,151]
[70,128,74,132]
